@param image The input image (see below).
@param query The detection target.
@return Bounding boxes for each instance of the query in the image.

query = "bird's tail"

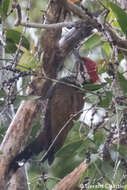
[9,131,49,172]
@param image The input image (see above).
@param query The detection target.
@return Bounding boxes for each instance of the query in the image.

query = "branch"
[20,20,82,29]
[64,0,89,20]
[60,21,93,57]
[63,0,127,55]
[106,26,127,54]
[53,160,89,190]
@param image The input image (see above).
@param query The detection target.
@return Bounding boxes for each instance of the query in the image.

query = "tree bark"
[8,167,29,190]
[0,100,37,190]
[53,160,89,190]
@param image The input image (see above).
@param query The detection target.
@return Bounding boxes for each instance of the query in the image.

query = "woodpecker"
[9,56,99,171]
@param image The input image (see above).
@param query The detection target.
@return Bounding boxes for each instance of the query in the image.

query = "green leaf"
[102,160,123,185]
[16,51,41,71]
[15,95,41,101]
[110,2,127,35]
[0,89,7,98]
[94,129,105,146]
[55,140,83,157]
[101,161,114,182]
[99,91,112,108]
[84,34,102,51]
[14,95,41,105]
[103,42,111,56]
[118,73,127,93]
[0,0,10,20]
[86,93,99,104]
[119,144,127,157]
[83,83,106,91]
[53,156,81,178]
[6,29,30,53]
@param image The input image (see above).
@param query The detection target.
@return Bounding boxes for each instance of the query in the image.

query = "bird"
[9,55,99,171]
